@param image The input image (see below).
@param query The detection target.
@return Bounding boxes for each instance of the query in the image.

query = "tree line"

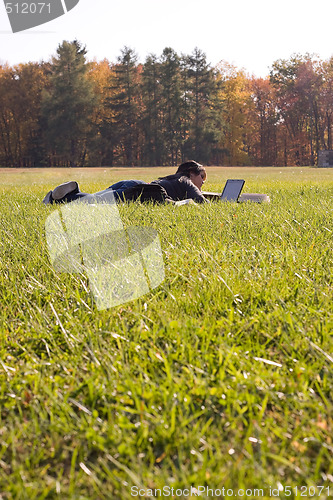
[1,40,332,168]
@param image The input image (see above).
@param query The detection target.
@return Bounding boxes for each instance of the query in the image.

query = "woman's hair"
[159,160,207,181]
[176,160,206,180]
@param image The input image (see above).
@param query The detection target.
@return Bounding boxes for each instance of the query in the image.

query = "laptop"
[220,179,245,202]
[202,179,245,202]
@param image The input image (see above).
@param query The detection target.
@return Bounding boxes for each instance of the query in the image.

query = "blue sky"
[1,0,332,77]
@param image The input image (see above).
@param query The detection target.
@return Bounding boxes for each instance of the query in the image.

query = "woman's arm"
[180,177,209,203]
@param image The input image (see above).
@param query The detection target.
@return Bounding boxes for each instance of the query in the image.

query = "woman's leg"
[91,180,147,202]
[43,179,147,205]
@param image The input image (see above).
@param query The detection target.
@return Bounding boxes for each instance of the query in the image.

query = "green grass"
[0,167,332,499]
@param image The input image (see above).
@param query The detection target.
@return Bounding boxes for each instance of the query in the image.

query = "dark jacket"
[151,175,208,203]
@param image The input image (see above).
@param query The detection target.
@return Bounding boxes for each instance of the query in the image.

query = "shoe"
[51,181,78,201]
[42,190,53,205]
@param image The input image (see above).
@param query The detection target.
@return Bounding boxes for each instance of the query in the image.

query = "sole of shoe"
[52,181,78,201]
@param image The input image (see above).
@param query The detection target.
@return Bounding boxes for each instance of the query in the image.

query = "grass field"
[0,166,332,499]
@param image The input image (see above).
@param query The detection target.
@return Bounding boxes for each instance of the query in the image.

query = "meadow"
[0,166,332,499]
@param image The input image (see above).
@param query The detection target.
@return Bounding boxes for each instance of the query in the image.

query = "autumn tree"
[246,77,279,165]
[0,64,18,166]
[18,62,51,167]
[216,62,252,165]
[295,59,325,164]
[318,57,333,150]
[0,62,48,167]
[87,58,116,166]
[269,54,322,165]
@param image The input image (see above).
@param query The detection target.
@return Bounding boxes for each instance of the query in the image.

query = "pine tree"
[108,47,141,166]
[41,40,96,167]
[159,48,182,165]
[141,54,163,165]
[183,48,223,163]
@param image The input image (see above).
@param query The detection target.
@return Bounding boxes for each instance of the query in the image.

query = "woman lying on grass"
[43,161,208,205]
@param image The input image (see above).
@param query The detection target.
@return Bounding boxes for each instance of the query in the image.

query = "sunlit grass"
[0,167,332,498]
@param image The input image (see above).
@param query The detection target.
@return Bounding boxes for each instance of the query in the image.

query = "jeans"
[60,180,147,204]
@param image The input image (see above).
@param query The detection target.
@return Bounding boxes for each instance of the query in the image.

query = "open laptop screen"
[220,179,245,202]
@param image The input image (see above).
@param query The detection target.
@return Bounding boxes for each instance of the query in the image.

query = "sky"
[0,0,333,77]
